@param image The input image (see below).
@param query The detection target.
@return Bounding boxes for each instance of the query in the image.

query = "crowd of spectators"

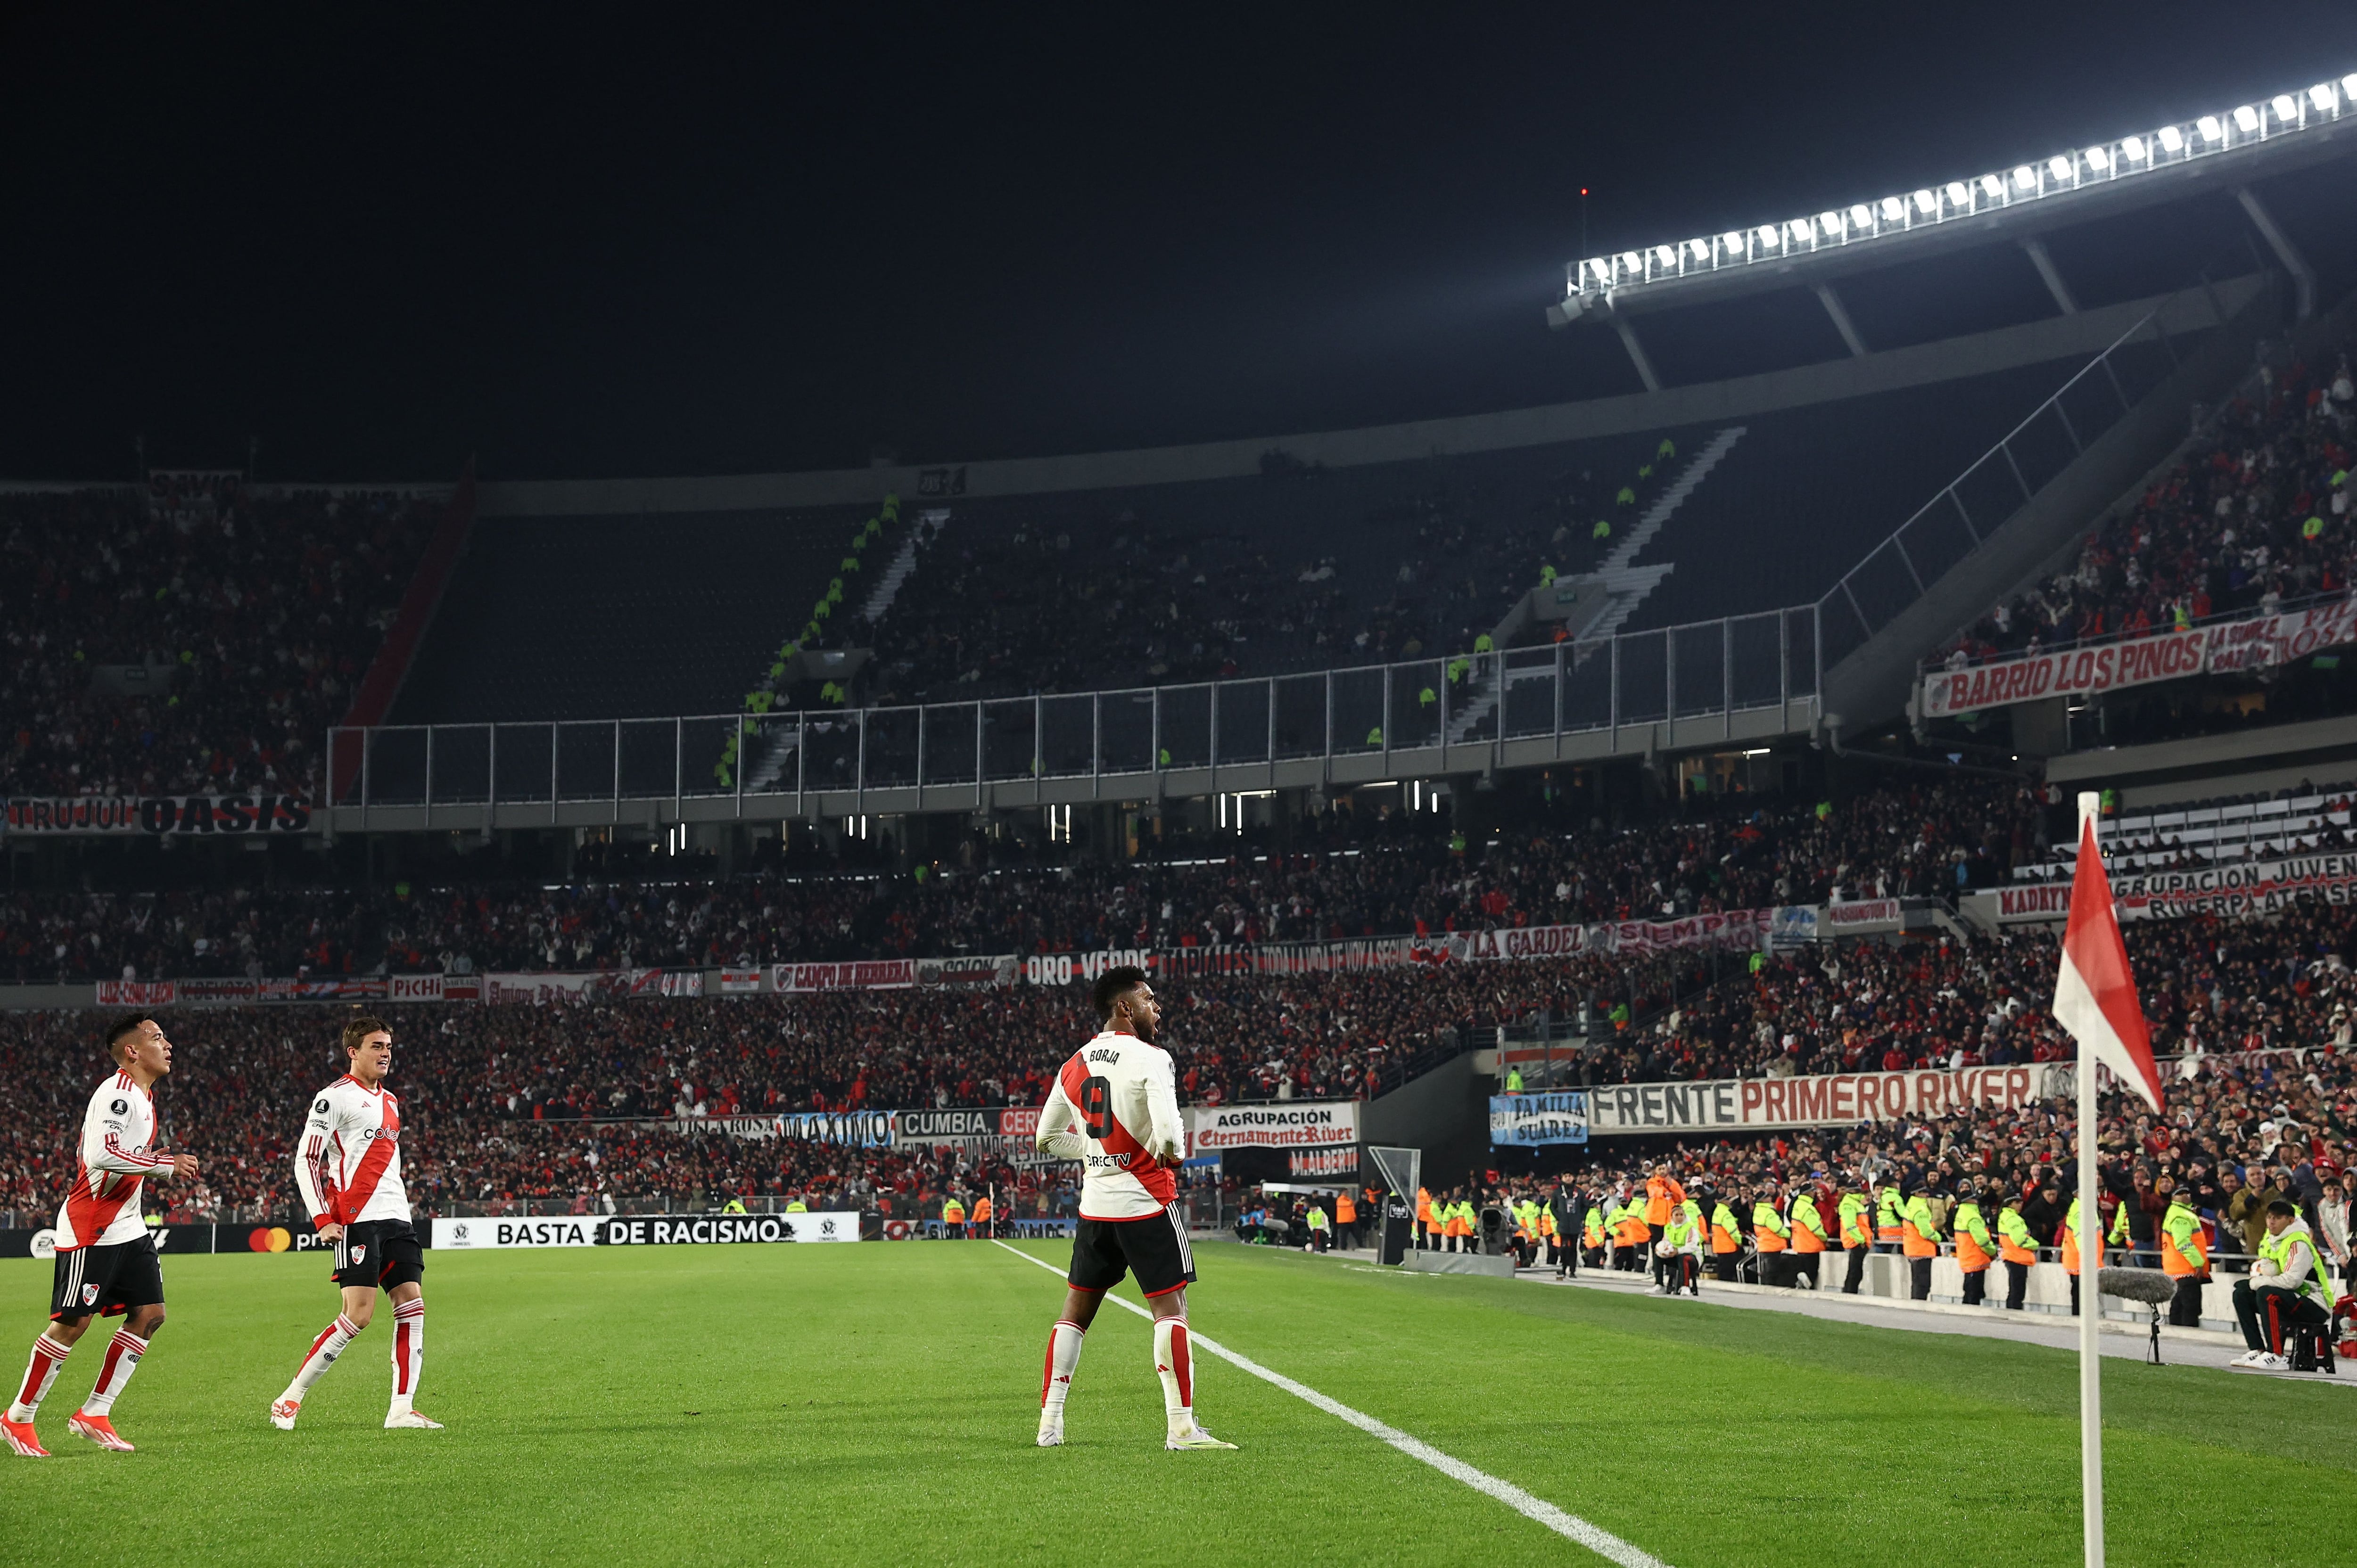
[0,475,440,800]
[0,775,2047,984]
[1942,341,2356,665]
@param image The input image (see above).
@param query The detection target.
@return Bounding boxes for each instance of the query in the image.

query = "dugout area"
[0,1240,2349,1566]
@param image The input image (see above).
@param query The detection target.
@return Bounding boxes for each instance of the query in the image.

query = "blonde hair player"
[271,1014,440,1431]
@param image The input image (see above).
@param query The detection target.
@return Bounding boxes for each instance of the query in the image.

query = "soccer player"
[4,1016,200,1457]
[271,1014,439,1431]
[1032,966,1234,1452]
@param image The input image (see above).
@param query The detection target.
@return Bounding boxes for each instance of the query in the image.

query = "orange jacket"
[1335,1193,1356,1224]
[1643,1175,1686,1227]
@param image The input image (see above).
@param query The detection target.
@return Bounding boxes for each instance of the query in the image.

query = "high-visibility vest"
[783,1199,808,1214]
[1616,1202,1650,1246]
[1752,1200,1788,1252]
[1417,1188,1434,1224]
[942,1199,966,1223]
[1663,1207,1699,1251]
[2258,1222,2334,1304]
[972,1198,993,1223]
[1875,1189,1904,1242]
[2159,1199,2206,1277]
[1838,1194,1873,1248]
[1536,1207,1557,1240]
[1446,1202,1474,1236]
[1335,1193,1356,1224]
[1953,1201,1993,1272]
[1307,1207,1328,1231]
[2061,1197,2088,1275]
[1709,1203,1741,1254]
[1789,1194,1829,1254]
[1584,1214,1606,1248]
[2107,1202,2134,1245]
[1645,1175,1683,1227]
[1997,1209,2037,1265]
[1901,1195,1940,1259]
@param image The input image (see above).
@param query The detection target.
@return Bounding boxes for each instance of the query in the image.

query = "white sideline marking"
[991,1239,1668,1568]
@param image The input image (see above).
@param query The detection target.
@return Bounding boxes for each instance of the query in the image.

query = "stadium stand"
[1941,338,2355,663]
[1,477,440,798]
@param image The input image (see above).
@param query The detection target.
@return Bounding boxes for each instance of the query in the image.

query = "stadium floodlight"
[1564,63,2357,302]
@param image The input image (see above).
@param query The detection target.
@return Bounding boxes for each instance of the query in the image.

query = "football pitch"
[1,1240,2351,1567]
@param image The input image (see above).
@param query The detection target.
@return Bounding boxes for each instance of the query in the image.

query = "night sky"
[3,3,2354,483]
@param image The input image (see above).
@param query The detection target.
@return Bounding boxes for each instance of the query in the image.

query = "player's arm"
[1035,1077,1088,1160]
[82,1086,179,1176]
[293,1092,341,1233]
[1142,1050,1185,1165]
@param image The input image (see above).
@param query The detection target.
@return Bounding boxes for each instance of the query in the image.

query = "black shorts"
[51,1236,164,1322]
[1068,1205,1196,1299]
[331,1220,425,1291]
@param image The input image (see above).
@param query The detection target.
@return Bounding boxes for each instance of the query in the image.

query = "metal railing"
[327,604,1821,815]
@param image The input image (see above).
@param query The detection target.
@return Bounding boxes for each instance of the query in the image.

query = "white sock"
[388,1299,424,1413]
[78,1330,149,1416]
[8,1332,73,1423]
[283,1314,361,1404]
[1153,1317,1193,1430]
[1040,1320,1084,1417]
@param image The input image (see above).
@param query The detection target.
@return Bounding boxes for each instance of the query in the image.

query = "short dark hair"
[2266,1198,2299,1219]
[105,1016,149,1061]
[1092,965,1150,1023]
[342,1013,391,1054]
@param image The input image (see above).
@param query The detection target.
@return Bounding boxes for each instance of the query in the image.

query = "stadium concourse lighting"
[1565,69,2357,303]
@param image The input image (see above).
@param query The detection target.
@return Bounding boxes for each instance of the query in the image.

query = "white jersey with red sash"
[54,1072,171,1250]
[1037,1030,1184,1220]
[293,1076,411,1228]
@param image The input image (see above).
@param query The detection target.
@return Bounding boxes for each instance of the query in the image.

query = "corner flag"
[2050,813,2165,1111]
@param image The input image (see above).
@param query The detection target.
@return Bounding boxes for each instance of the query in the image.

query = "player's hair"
[342,1013,392,1054]
[1091,964,1150,1023]
[2265,1198,2299,1219]
[105,1015,149,1061]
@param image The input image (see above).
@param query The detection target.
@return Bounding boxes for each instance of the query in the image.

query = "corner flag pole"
[2073,790,2105,1568]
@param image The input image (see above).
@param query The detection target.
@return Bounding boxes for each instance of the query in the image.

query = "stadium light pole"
[2074,788,2103,1568]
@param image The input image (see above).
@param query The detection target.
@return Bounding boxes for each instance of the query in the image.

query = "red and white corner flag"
[2051,813,2165,1111]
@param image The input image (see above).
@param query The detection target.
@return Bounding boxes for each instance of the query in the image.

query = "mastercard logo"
[247,1226,293,1253]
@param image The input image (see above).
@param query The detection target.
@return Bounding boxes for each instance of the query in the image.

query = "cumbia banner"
[1185,1101,1359,1153]
[1489,1092,1591,1147]
[2,793,313,837]
[1586,1064,2064,1135]
[1919,591,2357,718]
[1967,851,2357,927]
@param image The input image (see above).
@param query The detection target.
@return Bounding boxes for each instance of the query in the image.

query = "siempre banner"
[1489,1092,1591,1147]
[1586,1064,2063,1136]
[1969,851,2357,926]
[430,1213,861,1249]
[1185,1101,1360,1152]
[2,793,313,837]
[1920,591,2357,718]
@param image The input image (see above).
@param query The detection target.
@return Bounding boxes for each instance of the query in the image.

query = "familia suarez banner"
[1585,1063,2065,1136]
[1969,850,2357,927]
[3,794,312,837]
[1919,590,2357,719]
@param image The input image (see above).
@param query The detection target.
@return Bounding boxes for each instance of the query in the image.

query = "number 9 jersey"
[1036,1029,1185,1220]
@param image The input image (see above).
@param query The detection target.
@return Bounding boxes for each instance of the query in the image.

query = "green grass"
[0,1239,2350,1566]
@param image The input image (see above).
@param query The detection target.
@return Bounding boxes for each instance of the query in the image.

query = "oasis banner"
[1919,590,2357,718]
[1585,1064,2064,1135]
[1489,1092,1591,1147]
[3,793,313,837]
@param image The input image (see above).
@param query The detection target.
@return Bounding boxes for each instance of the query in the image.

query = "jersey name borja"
[295,1076,412,1228]
[1038,1030,1184,1220]
[54,1072,173,1250]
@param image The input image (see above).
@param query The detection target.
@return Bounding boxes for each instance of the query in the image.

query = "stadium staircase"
[857,509,940,625]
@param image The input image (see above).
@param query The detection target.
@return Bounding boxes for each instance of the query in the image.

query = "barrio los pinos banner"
[1920,591,2357,718]
[1586,1063,2065,1136]
[1185,1101,1360,1152]
[1969,850,2357,926]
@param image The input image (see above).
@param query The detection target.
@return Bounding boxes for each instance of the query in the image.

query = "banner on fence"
[1824,898,1903,935]
[1430,908,1772,964]
[1489,1092,1592,1147]
[1585,1064,2063,1135]
[773,960,917,993]
[1920,591,2357,718]
[2,793,313,837]
[916,954,1017,987]
[1184,1102,1359,1152]
[1967,851,2357,927]
[481,969,688,1005]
